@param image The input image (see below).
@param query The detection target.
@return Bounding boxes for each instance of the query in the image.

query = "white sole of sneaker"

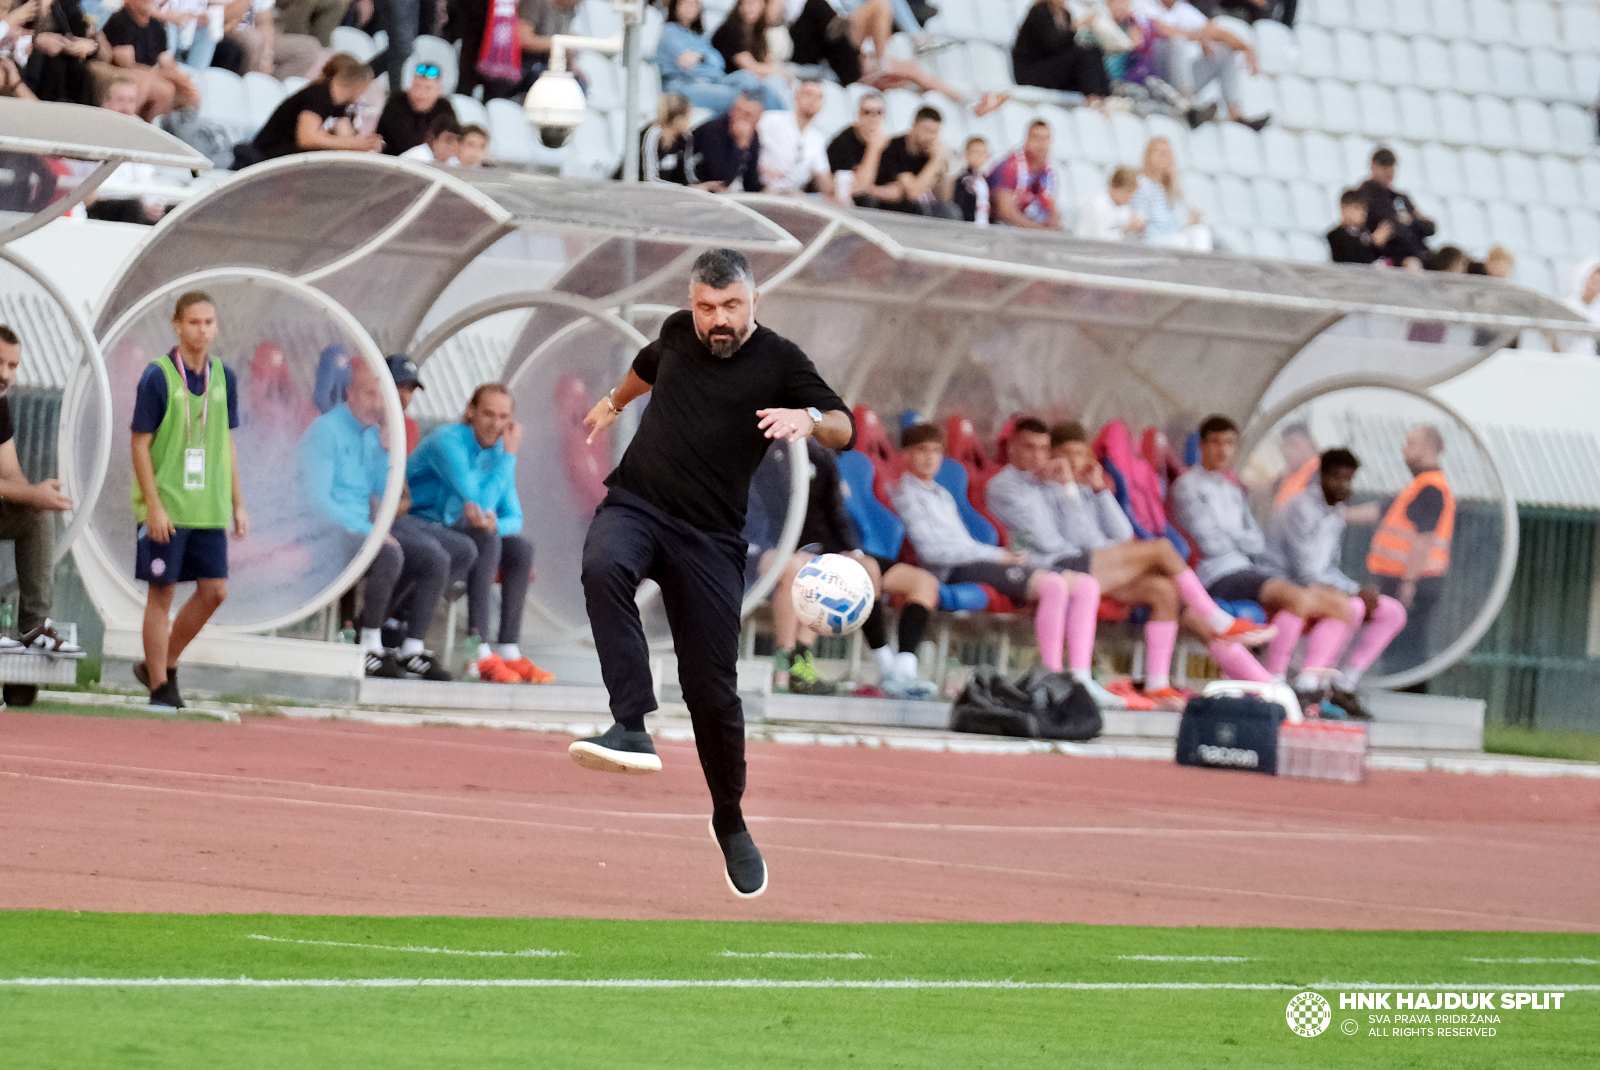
[709,818,768,899]
[567,740,662,775]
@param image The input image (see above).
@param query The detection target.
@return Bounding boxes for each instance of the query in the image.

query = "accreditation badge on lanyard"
[172,350,211,490]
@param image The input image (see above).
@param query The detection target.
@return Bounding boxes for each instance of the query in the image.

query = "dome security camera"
[524,69,587,149]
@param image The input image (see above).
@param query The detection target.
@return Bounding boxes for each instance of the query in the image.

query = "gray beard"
[701,330,742,359]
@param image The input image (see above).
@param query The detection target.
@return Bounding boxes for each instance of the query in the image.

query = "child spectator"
[1326,188,1391,265]
[457,124,491,167]
[1074,165,1146,242]
[1131,136,1211,250]
[952,136,991,225]
[398,115,463,164]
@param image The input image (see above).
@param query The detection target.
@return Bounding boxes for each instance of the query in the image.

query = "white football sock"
[874,645,897,680]
[400,638,424,657]
[1145,673,1170,690]
[1293,670,1323,691]
[498,644,522,662]
[894,650,919,680]
[477,641,493,661]
[360,628,383,652]
[1207,608,1233,631]
[1072,668,1093,685]
[1340,667,1363,687]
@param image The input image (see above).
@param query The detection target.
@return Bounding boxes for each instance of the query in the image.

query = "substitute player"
[130,292,248,709]
[572,249,854,899]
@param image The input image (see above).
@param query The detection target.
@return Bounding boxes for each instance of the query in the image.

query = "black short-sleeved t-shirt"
[608,310,853,535]
[253,82,352,160]
[875,133,928,189]
[1407,482,1445,533]
[102,9,167,66]
[377,95,457,156]
[826,126,867,175]
[0,397,13,448]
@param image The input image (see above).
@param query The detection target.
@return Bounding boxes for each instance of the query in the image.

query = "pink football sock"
[1302,615,1350,672]
[1034,572,1070,673]
[1174,569,1232,630]
[1344,594,1408,675]
[1208,640,1276,683]
[1144,619,1178,689]
[1263,612,1305,677]
[1065,573,1102,677]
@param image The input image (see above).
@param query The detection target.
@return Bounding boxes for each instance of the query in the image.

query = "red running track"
[2,712,1597,929]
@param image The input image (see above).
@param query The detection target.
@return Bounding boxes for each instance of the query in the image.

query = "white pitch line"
[719,952,870,960]
[2,978,1598,991]
[1465,957,1599,965]
[1119,956,1253,963]
[246,935,567,957]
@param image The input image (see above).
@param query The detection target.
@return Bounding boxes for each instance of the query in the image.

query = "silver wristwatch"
[805,406,823,433]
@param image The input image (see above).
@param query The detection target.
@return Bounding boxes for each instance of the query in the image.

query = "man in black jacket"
[1356,147,1433,268]
[572,249,854,899]
[691,93,765,193]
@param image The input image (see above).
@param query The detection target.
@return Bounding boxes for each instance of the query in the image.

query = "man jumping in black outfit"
[572,249,855,899]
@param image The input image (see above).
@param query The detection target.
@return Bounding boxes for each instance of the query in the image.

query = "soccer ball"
[791,554,875,637]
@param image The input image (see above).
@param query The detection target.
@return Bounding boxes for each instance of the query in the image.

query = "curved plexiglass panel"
[0,250,106,572]
[85,272,400,631]
[1241,384,1515,688]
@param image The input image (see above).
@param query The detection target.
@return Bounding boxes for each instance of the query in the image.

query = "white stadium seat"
[1397,87,1441,142]
[1470,0,1517,43]
[243,72,287,133]
[1255,20,1298,76]
[1498,151,1543,204]
[1474,95,1518,151]
[449,94,490,130]
[1219,120,1263,176]
[1252,178,1295,230]
[1566,208,1600,256]
[1526,47,1573,101]
[1145,114,1192,164]
[1290,179,1333,231]
[1449,42,1492,90]
[1295,27,1339,79]
[1108,112,1151,167]
[330,26,377,63]
[583,57,623,114]
[1185,173,1221,223]
[1489,44,1533,98]
[1411,37,1454,93]
[1527,203,1569,256]
[1299,131,1344,184]
[1515,1,1562,49]
[1072,107,1117,166]
[1216,174,1257,226]
[1559,1,1600,51]
[1187,121,1225,173]
[1258,125,1303,182]
[1357,84,1400,139]
[1338,134,1378,180]
[1512,97,1557,153]
[1251,228,1290,259]
[1434,91,1479,146]
[967,42,1015,92]
[1432,0,1473,40]
[1316,79,1360,135]
[1487,200,1531,248]
[1287,229,1330,262]
[1066,159,1106,208]
[1333,29,1376,84]
[1370,33,1412,88]
[1391,0,1433,35]
[1420,142,1466,197]
[1550,102,1596,151]
[1275,76,1321,130]
[1351,0,1393,32]
[196,68,251,141]
[1445,195,1492,249]
[486,97,539,164]
[1305,0,1354,30]
[1537,155,1583,207]
[1568,54,1600,105]
[1460,147,1505,200]
[1579,159,1600,205]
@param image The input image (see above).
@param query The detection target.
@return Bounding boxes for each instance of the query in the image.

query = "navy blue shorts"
[1206,568,1274,605]
[136,526,229,585]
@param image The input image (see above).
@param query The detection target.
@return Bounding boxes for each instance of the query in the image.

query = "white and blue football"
[791,553,875,637]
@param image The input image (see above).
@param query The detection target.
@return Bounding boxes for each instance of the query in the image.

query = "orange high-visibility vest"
[1366,469,1455,578]
[1274,457,1319,509]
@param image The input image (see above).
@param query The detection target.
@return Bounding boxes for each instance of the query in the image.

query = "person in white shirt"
[399,115,463,164]
[1074,165,1146,242]
[890,422,1114,707]
[756,78,836,197]
[1133,0,1269,130]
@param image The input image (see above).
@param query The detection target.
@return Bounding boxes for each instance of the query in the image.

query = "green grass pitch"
[1,913,1594,1068]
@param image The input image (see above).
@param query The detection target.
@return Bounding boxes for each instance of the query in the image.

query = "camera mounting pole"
[522,0,646,180]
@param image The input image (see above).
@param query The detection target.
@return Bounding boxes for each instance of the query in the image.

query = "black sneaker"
[1328,685,1372,720]
[149,679,184,709]
[400,650,452,681]
[568,723,662,774]
[710,818,768,899]
[1185,102,1220,128]
[364,649,405,678]
[133,660,150,688]
[1238,114,1272,132]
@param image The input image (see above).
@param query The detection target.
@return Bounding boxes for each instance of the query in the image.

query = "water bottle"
[0,598,13,636]
[339,621,356,644]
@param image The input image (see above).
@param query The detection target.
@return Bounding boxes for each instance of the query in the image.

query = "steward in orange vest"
[1366,425,1452,671]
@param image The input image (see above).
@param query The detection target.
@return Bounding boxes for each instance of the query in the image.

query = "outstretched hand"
[583,397,618,444]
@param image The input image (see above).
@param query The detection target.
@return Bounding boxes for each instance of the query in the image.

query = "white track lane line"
[2,978,1598,990]
[2,769,1590,929]
[0,758,1432,842]
[246,936,566,957]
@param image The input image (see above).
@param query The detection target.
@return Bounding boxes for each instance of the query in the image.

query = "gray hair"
[690,249,756,293]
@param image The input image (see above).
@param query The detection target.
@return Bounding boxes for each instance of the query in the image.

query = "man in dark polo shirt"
[691,92,765,193]
[0,326,82,656]
[875,105,960,218]
[573,249,854,899]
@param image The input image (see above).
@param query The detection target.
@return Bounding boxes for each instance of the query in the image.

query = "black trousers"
[582,488,748,831]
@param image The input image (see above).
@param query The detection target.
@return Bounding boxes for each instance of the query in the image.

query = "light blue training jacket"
[406,422,523,536]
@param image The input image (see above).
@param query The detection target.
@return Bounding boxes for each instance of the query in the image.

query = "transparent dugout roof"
[0,98,213,169]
